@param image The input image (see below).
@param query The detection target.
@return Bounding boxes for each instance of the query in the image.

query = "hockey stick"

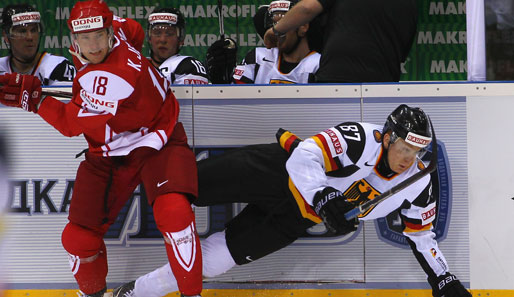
[0,84,73,99]
[344,117,438,220]
[42,89,73,99]
[218,0,225,39]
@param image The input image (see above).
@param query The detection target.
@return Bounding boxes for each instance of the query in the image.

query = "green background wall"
[0,0,467,81]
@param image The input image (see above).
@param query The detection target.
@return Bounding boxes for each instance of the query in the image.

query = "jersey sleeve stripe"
[288,178,322,223]
[278,130,301,153]
[312,135,339,172]
[404,221,433,233]
[234,76,254,84]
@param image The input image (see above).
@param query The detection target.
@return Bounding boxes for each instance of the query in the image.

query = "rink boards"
[1,82,513,293]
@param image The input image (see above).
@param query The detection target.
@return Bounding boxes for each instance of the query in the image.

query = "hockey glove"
[312,187,359,235]
[254,5,269,40]
[428,272,472,297]
[206,38,238,84]
[0,73,42,113]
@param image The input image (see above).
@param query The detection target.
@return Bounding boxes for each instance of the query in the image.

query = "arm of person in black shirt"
[263,0,323,48]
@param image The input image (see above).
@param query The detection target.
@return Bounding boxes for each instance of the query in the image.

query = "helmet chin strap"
[150,51,166,66]
[11,51,38,65]
[70,29,115,65]
[376,136,396,177]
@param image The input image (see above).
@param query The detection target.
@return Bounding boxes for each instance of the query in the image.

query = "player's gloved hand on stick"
[206,38,237,84]
[312,186,359,235]
[0,73,42,113]
[428,272,472,297]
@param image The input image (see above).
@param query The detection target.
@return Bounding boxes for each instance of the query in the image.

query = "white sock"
[202,230,236,278]
[134,230,236,296]
[134,263,177,297]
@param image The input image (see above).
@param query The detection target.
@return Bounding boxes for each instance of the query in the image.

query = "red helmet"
[67,0,113,34]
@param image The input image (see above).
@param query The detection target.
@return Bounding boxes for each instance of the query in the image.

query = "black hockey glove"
[428,272,472,297]
[312,187,359,235]
[206,38,238,84]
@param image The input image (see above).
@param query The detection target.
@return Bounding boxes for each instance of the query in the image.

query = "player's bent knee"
[153,193,194,233]
[61,222,104,257]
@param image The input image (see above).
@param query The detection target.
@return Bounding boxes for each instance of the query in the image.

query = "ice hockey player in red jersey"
[1,4,76,85]
[114,105,471,297]
[0,1,202,296]
[146,7,209,85]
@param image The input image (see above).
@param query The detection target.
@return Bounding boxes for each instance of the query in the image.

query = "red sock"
[154,193,202,296]
[61,223,107,295]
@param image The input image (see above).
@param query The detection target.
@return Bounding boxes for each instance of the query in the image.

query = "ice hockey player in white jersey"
[0,4,76,85]
[113,104,471,297]
[206,0,322,84]
[146,8,208,85]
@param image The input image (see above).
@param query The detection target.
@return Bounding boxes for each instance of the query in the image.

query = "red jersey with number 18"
[37,35,178,157]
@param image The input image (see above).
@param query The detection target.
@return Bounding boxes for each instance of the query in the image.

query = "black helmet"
[383,104,432,148]
[1,4,43,34]
[147,7,186,42]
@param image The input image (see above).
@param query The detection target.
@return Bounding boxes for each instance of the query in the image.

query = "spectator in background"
[1,4,76,85]
[146,7,209,85]
[264,0,417,83]
[207,0,322,84]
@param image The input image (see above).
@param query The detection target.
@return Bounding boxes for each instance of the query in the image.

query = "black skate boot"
[112,280,136,297]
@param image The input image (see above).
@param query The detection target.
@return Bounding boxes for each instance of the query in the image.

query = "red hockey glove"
[312,187,359,235]
[0,73,42,113]
[428,272,472,297]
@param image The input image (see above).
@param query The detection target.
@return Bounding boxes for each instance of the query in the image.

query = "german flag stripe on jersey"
[29,52,47,76]
[288,178,322,224]
[403,221,432,233]
[277,129,301,153]
[311,134,339,172]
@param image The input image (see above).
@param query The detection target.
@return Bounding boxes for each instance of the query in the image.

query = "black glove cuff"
[312,187,344,215]
[429,272,460,294]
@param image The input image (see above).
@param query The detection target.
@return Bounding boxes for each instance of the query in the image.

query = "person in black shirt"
[263,0,417,83]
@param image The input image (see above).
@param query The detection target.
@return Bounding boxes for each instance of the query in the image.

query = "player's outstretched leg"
[118,230,235,296]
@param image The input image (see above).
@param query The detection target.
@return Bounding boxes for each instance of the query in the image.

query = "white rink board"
[3,82,510,289]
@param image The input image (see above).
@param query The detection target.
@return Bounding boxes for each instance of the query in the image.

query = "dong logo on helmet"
[72,16,103,32]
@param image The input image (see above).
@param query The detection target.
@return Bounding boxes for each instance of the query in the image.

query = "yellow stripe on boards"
[4,289,513,297]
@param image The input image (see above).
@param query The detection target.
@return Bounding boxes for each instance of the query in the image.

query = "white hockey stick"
[344,117,438,220]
